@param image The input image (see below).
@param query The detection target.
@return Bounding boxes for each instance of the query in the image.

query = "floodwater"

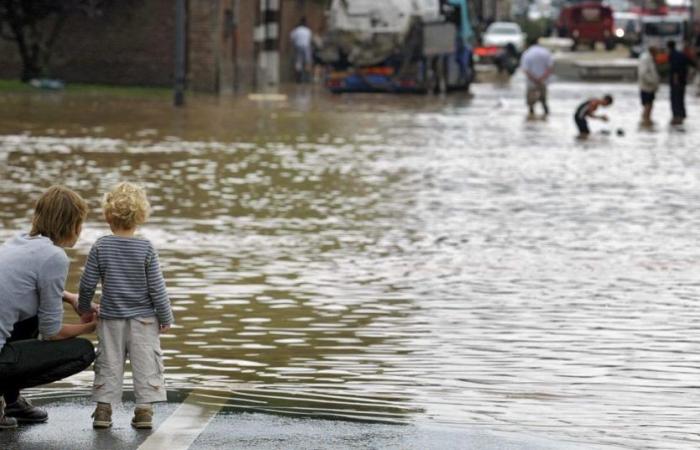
[1,77,700,449]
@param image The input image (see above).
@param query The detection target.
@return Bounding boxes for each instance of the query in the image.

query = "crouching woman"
[0,186,97,429]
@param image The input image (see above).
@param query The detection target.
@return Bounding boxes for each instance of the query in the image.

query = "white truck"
[318,0,475,93]
[631,15,686,58]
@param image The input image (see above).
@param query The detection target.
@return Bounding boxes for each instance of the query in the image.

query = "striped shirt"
[78,235,174,325]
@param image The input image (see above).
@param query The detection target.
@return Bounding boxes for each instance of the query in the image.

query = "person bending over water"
[574,94,614,139]
[0,186,98,429]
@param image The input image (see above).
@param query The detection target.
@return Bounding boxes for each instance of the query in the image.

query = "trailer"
[318,0,475,94]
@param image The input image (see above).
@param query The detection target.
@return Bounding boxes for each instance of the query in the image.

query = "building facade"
[473,0,513,21]
[0,0,327,92]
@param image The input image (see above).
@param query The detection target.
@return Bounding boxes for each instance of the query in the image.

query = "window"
[644,22,681,36]
[581,7,601,22]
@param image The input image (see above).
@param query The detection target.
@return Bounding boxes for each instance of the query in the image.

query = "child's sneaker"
[0,398,18,430]
[92,403,112,429]
[131,405,153,429]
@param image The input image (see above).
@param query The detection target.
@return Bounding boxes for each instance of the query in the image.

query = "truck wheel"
[571,40,579,51]
[589,41,596,50]
[432,57,447,95]
[420,59,430,94]
[605,39,615,51]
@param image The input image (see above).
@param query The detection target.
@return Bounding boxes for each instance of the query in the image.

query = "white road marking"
[138,392,223,450]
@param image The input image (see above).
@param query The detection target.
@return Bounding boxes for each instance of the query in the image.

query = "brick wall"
[187,1,220,92]
[0,0,328,91]
[234,0,258,90]
[0,1,176,87]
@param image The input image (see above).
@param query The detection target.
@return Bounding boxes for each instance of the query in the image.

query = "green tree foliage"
[0,0,107,81]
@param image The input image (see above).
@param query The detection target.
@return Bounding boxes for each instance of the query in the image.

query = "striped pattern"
[78,235,173,325]
[255,0,280,85]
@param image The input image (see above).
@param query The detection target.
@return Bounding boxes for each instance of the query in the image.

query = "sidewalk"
[553,47,638,81]
[1,393,607,450]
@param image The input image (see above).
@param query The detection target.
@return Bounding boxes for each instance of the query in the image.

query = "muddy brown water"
[1,79,700,448]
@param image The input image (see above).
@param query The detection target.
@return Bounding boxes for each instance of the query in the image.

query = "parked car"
[556,1,615,50]
[482,22,527,54]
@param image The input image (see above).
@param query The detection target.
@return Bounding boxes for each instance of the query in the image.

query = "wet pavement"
[1,74,700,449]
[1,393,601,450]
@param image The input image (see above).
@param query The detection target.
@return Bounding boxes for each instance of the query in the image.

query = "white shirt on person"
[638,50,659,93]
[290,25,312,49]
[521,44,554,87]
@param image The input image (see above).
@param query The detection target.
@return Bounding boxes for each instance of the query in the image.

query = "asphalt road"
[1,395,603,450]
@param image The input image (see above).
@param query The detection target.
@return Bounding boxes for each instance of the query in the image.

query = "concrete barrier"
[574,59,638,81]
[539,37,575,52]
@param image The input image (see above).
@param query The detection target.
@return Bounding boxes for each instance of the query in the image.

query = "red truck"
[556,1,616,50]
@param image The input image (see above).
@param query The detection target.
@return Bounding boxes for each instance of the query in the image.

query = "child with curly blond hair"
[78,182,173,430]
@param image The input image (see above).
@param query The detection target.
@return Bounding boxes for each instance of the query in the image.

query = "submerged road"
[1,75,700,448]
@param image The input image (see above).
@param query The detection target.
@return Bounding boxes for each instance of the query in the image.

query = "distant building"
[474,0,513,21]
[0,0,327,92]
[510,0,530,17]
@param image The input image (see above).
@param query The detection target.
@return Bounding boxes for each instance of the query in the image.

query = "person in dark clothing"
[1,316,96,428]
[574,94,614,139]
[667,40,695,125]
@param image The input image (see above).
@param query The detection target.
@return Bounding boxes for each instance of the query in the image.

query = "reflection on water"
[2,80,700,448]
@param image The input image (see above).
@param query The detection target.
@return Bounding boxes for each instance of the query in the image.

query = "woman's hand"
[86,319,98,334]
[159,324,171,334]
[79,303,100,323]
[64,291,100,319]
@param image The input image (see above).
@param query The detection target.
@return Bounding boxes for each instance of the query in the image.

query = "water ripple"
[2,80,700,448]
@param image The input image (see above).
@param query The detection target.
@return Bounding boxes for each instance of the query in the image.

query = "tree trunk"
[39,15,68,78]
[1,1,107,83]
[20,60,41,82]
[19,29,43,81]
[2,5,67,82]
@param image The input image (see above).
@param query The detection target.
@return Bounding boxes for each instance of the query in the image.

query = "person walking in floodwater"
[667,40,695,125]
[574,94,614,139]
[520,37,554,117]
[290,17,313,83]
[0,186,97,429]
[78,182,173,430]
[638,45,660,127]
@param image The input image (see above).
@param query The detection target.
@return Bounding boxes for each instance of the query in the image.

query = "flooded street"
[2,77,700,449]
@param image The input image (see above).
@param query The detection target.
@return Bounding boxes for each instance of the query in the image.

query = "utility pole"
[174,0,186,107]
[256,0,280,87]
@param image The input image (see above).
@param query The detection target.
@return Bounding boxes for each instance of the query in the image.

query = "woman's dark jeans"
[0,317,95,403]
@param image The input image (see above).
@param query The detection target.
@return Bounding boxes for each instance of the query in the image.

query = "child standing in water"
[78,182,173,429]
